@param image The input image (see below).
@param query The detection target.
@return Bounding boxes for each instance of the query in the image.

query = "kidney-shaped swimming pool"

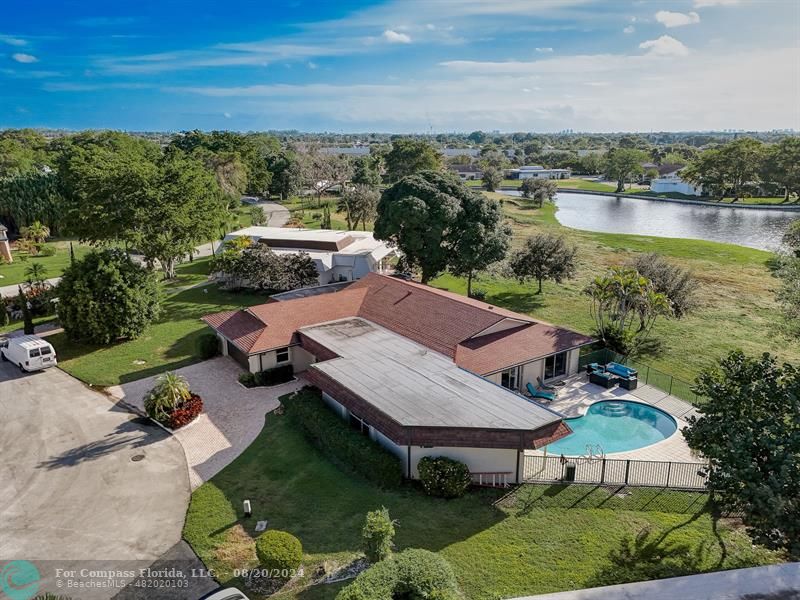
[545,400,677,456]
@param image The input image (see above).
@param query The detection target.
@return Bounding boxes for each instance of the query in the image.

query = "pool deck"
[525,373,702,463]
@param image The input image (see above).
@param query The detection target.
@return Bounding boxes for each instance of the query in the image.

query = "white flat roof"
[301,318,562,431]
[224,227,395,260]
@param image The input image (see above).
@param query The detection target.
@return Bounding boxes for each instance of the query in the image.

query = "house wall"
[650,178,703,196]
[409,447,518,480]
[247,344,316,374]
[486,348,581,393]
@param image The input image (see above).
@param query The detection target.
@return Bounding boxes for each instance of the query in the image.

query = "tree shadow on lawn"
[488,290,546,314]
[199,414,507,558]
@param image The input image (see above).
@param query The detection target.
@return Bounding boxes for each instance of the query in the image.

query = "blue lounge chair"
[526,382,556,402]
[606,362,637,379]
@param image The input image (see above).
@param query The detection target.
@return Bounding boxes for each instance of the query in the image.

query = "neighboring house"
[441,148,481,158]
[448,164,483,181]
[0,225,12,263]
[648,165,702,196]
[506,165,571,180]
[203,273,593,482]
[577,149,606,158]
[223,227,396,285]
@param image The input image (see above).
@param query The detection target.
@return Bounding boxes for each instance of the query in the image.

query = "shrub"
[254,364,294,386]
[162,394,203,429]
[57,248,161,344]
[417,456,472,499]
[337,549,459,600]
[197,332,221,360]
[284,388,403,488]
[362,507,396,563]
[238,372,256,387]
[255,530,303,578]
[38,244,56,257]
[468,288,487,301]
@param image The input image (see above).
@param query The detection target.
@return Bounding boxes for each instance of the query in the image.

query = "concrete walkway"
[0,276,60,298]
[512,563,800,600]
[108,356,304,489]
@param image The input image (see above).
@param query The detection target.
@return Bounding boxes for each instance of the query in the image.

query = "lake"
[501,191,798,251]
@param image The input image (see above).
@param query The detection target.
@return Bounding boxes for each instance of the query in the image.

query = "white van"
[1,335,58,372]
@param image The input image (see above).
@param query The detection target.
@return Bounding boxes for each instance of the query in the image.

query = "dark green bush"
[418,456,472,498]
[336,549,460,600]
[255,530,303,578]
[284,388,403,488]
[197,332,220,360]
[238,372,256,387]
[254,364,294,386]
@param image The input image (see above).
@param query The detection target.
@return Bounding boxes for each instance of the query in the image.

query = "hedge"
[240,365,295,388]
[418,456,472,498]
[283,388,403,488]
[336,549,460,600]
[197,333,221,360]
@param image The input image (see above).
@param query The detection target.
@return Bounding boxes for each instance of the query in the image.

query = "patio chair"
[606,362,637,379]
[526,382,556,402]
[589,370,618,389]
[536,376,556,391]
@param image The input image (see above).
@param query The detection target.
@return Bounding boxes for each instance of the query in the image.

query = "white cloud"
[382,29,411,44]
[655,10,700,28]
[535,47,553,53]
[307,61,318,69]
[623,25,635,34]
[164,46,799,132]
[0,35,27,46]
[693,0,738,7]
[223,112,232,118]
[12,53,38,63]
[639,35,689,57]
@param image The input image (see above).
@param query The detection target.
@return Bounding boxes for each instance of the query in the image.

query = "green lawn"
[433,195,800,382]
[184,398,782,600]
[0,240,92,287]
[50,259,269,386]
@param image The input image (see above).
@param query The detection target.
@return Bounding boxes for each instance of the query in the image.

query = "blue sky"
[2,0,798,132]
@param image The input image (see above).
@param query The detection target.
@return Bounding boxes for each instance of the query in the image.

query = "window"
[544,351,568,379]
[40,347,52,355]
[28,348,41,358]
[349,412,371,437]
[500,367,519,390]
[275,347,290,364]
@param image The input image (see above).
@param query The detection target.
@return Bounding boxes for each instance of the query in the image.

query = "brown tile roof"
[203,273,593,366]
[455,323,594,375]
[350,274,530,357]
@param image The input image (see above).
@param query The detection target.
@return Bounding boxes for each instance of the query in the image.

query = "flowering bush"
[161,394,203,429]
[417,456,472,499]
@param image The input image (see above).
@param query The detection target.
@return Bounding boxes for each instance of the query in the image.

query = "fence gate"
[523,454,709,490]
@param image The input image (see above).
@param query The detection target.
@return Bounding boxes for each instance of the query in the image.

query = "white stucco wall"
[410,446,519,481]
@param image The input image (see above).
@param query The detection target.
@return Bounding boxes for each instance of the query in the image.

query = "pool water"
[545,400,677,456]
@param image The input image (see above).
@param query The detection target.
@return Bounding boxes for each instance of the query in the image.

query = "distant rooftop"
[302,317,563,431]
[224,227,392,257]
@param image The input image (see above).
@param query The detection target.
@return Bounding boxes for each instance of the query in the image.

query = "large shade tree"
[604,148,647,193]
[509,233,577,294]
[57,249,161,344]
[762,137,800,202]
[375,170,509,285]
[684,351,800,557]
[384,139,442,182]
[519,178,558,208]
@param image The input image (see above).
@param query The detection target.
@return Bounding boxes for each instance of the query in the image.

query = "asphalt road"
[0,363,216,599]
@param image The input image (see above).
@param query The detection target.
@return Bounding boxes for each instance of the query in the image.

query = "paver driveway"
[0,363,215,598]
[109,356,303,489]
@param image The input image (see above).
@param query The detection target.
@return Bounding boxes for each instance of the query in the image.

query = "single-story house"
[649,167,703,196]
[222,226,397,285]
[506,165,571,180]
[448,164,483,181]
[203,273,593,482]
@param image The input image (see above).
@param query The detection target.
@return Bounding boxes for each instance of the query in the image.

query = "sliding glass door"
[544,351,568,379]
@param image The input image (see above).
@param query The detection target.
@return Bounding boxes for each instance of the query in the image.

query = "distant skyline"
[2,0,799,133]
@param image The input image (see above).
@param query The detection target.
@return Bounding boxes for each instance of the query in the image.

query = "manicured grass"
[50,259,270,386]
[433,195,799,382]
[184,403,782,600]
[0,240,92,287]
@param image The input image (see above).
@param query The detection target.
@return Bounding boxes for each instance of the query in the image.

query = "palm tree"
[144,372,192,421]
[20,220,50,244]
[24,262,48,288]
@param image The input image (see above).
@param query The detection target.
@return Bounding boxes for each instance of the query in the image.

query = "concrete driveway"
[0,363,215,598]
[109,356,303,489]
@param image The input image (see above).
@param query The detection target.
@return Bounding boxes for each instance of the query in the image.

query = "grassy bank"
[432,195,799,381]
[184,404,782,600]
[50,258,269,386]
[0,240,91,287]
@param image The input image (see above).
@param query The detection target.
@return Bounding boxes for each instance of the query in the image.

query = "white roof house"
[650,168,703,196]
[223,227,396,285]
[507,165,571,180]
